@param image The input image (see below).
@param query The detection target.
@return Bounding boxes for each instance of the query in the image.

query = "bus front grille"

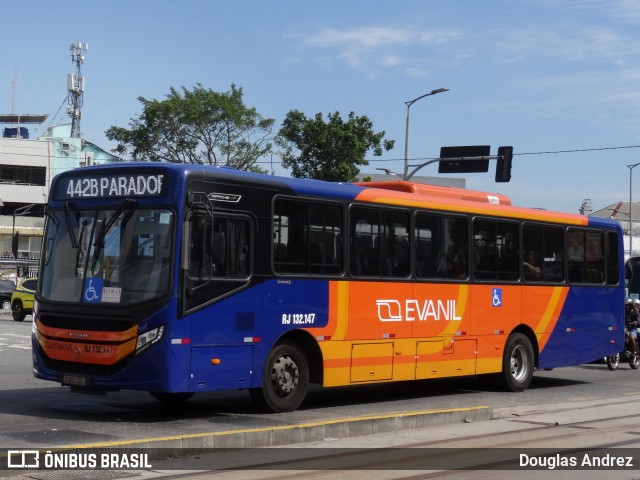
[39,314,136,332]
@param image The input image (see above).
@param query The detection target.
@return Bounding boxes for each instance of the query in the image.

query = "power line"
[516,145,640,156]
[363,144,640,163]
[3,142,640,165]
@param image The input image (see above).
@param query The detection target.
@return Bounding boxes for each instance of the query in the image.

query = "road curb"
[60,405,492,455]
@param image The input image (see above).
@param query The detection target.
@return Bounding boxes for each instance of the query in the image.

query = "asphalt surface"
[3,306,640,480]
[2,307,632,459]
[0,307,492,455]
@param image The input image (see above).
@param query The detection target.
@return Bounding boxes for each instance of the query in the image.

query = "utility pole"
[403,88,449,179]
[67,42,88,138]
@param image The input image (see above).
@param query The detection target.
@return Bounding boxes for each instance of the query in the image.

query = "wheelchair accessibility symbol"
[492,288,502,307]
[83,278,103,303]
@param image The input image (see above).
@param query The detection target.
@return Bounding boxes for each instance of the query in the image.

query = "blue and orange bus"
[32,163,624,412]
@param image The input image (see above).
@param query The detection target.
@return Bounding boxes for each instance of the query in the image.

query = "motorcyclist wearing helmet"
[626,298,639,355]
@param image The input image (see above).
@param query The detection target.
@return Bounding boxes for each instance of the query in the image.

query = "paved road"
[3,388,640,479]
[3,308,640,478]
[132,396,640,479]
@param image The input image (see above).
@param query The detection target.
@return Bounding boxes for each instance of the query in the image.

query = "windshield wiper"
[90,198,137,270]
[75,219,91,277]
[64,201,79,248]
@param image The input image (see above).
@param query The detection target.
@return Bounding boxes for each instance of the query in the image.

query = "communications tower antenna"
[67,42,88,138]
[11,66,17,115]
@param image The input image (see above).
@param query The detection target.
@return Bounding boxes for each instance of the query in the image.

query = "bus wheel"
[149,392,194,404]
[501,333,534,392]
[250,341,309,413]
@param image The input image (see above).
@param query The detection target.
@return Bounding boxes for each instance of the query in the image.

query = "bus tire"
[250,341,309,413]
[149,392,194,404]
[501,333,534,392]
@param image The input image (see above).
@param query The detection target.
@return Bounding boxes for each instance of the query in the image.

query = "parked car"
[0,279,16,310]
[11,278,37,321]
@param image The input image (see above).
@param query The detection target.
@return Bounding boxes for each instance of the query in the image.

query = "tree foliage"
[105,84,275,171]
[277,110,394,182]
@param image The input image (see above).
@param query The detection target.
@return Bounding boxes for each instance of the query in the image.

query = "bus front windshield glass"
[40,205,174,305]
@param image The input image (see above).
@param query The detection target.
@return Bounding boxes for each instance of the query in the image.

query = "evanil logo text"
[376,299,462,322]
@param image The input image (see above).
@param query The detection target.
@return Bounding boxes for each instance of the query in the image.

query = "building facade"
[0,120,122,279]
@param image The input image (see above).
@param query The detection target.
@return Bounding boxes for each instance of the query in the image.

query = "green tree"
[106,84,275,172]
[277,110,394,182]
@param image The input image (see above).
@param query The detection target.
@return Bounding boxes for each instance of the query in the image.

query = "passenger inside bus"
[523,251,542,280]
[499,233,518,279]
[568,231,585,260]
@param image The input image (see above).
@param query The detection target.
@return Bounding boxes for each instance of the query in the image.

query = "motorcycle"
[606,327,640,370]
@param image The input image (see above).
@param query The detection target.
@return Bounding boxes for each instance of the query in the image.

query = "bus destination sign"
[55,173,167,199]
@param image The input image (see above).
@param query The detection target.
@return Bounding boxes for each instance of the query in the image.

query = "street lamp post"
[628,163,640,257]
[403,88,449,180]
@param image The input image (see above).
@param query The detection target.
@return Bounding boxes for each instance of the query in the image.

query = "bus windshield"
[40,204,174,305]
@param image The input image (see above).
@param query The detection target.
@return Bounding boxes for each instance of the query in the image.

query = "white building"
[589,201,640,259]
[0,117,122,274]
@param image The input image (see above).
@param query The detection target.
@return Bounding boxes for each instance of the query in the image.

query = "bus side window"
[211,231,225,276]
[584,232,604,283]
[522,224,564,284]
[473,221,497,281]
[606,231,619,286]
[567,229,585,282]
[273,198,344,276]
[415,213,468,280]
[183,211,252,312]
[567,229,604,284]
[184,212,210,281]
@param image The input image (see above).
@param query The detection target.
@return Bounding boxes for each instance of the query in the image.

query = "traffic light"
[11,232,19,259]
[438,145,490,173]
[495,146,513,182]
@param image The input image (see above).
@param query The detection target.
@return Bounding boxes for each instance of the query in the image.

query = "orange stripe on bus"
[536,287,569,351]
[355,189,589,226]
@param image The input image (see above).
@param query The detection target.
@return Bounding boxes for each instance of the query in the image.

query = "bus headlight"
[32,319,38,341]
[136,326,164,354]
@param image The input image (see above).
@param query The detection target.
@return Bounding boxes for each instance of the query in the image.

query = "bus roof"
[353,180,512,205]
[52,163,619,230]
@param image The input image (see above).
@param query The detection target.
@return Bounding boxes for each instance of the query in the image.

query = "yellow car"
[11,278,37,322]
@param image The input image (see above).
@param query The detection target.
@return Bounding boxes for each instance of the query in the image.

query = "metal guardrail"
[0,258,39,279]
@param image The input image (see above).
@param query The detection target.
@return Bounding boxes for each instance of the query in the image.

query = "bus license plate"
[63,375,87,386]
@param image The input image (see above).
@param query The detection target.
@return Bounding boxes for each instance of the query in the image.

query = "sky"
[2,0,640,214]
